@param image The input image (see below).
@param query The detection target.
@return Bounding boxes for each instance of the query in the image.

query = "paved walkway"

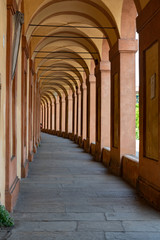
[5,133,160,239]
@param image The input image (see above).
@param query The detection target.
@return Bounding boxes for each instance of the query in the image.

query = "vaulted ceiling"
[20,0,150,102]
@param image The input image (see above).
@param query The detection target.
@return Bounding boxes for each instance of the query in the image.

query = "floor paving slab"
[122,220,160,232]
[11,212,106,221]
[0,230,8,240]
[4,133,160,240]
[105,232,160,240]
[8,231,106,240]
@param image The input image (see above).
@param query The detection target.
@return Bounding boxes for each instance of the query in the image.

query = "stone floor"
[2,133,160,240]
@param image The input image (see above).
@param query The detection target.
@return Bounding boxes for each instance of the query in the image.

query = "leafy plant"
[136,103,139,140]
[0,205,14,228]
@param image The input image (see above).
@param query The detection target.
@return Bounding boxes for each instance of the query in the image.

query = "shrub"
[0,205,14,228]
[136,103,139,140]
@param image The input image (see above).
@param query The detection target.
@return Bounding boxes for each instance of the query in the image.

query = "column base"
[52,130,56,135]
[94,142,102,162]
[102,147,111,167]
[137,177,160,210]
[56,131,61,137]
[90,142,96,157]
[28,152,33,162]
[74,134,78,143]
[68,133,74,140]
[64,132,69,138]
[21,159,29,178]
[33,144,37,153]
[36,142,39,148]
[5,176,20,212]
[109,158,122,176]
[61,132,65,138]
[79,138,84,148]
[78,137,83,147]
[84,138,90,153]
[59,131,63,137]
[47,129,53,134]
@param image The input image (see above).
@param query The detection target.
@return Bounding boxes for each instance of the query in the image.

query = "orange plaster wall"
[137,0,160,209]
[145,42,158,160]
[17,39,22,179]
[0,0,7,205]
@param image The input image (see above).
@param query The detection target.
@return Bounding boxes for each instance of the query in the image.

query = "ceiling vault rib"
[39,69,85,72]
[35,57,92,60]
[34,51,98,54]
[39,66,88,69]
[40,77,81,79]
[29,24,116,29]
[31,35,108,40]
[40,79,81,81]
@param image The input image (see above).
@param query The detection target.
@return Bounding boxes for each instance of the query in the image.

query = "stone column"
[40,106,42,126]
[51,100,55,130]
[74,92,77,136]
[48,103,51,130]
[109,39,137,176]
[68,91,73,134]
[89,74,96,145]
[100,61,111,147]
[77,87,82,137]
[95,61,111,161]
[61,95,66,132]
[42,104,45,129]
[56,96,60,131]
[33,76,37,153]
[45,103,48,129]
[36,87,41,144]
[21,36,29,178]
[82,82,87,140]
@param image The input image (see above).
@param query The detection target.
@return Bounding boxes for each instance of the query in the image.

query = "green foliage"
[0,205,14,228]
[136,103,139,140]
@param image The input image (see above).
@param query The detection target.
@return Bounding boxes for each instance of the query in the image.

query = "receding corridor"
[3,133,160,240]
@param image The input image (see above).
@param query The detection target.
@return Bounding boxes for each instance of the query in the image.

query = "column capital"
[74,92,77,98]
[82,82,87,90]
[77,88,81,95]
[56,96,60,104]
[51,99,55,105]
[61,94,66,103]
[89,74,96,83]
[109,39,138,61]
[61,98,66,103]
[68,95,73,101]
[68,90,73,101]
[100,61,111,72]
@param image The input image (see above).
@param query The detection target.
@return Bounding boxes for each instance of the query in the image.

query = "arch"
[24,0,120,47]
[121,0,137,39]
[38,62,84,87]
